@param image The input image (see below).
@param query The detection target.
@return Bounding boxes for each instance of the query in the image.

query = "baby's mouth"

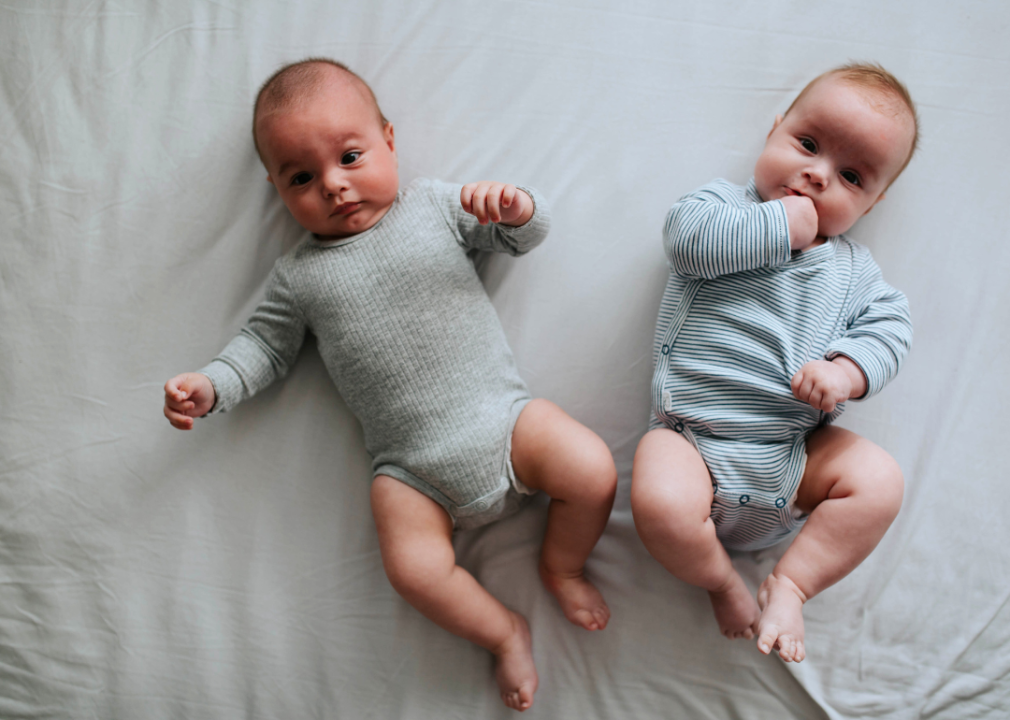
[331,201,361,216]
[784,187,806,197]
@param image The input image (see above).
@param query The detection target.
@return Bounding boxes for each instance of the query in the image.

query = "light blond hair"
[787,62,919,186]
[252,58,388,160]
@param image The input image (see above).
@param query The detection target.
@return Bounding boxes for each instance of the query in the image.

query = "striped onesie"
[650,178,912,551]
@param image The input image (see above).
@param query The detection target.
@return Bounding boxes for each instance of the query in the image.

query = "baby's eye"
[290,172,313,186]
[840,170,861,186]
[341,151,361,165]
[800,138,817,153]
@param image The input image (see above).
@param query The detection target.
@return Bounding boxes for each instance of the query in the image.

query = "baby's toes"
[778,635,800,662]
[502,691,520,711]
[517,686,534,712]
[756,627,778,655]
[592,606,610,630]
[572,608,599,630]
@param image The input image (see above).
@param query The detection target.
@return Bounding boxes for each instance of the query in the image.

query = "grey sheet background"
[1,1,1007,718]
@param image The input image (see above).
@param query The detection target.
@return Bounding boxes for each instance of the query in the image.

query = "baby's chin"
[314,202,397,239]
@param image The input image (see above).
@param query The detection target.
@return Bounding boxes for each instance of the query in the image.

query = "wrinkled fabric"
[1,1,1007,719]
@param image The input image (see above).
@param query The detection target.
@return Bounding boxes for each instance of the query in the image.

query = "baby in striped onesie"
[632,63,916,662]
[162,59,618,712]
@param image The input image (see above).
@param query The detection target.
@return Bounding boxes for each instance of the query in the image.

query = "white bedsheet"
[2,1,1007,718]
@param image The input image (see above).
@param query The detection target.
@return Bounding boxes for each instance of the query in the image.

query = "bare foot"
[540,563,611,631]
[756,572,808,662]
[708,572,760,639]
[493,612,538,712]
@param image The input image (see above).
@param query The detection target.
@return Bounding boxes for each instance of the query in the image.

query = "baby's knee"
[870,453,904,523]
[850,444,904,525]
[381,539,454,601]
[579,439,618,505]
[385,558,446,603]
[630,477,703,543]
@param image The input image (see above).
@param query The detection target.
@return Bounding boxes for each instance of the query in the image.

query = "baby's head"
[253,59,398,239]
[754,63,918,238]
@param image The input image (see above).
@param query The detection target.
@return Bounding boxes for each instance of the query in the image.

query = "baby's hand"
[460,182,534,227]
[780,195,818,251]
[790,360,852,413]
[164,372,216,430]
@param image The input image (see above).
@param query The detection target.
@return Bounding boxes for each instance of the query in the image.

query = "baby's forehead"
[805,76,914,133]
[798,78,915,150]
[255,76,377,144]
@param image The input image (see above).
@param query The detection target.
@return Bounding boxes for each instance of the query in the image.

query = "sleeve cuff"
[766,199,792,267]
[499,185,551,254]
[196,359,246,415]
[824,342,891,400]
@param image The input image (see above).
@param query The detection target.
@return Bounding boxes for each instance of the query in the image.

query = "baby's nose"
[804,162,829,188]
[321,168,348,195]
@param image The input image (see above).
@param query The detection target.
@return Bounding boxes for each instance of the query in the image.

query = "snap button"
[475,500,488,511]
[775,498,786,508]
[673,421,684,433]
[739,495,750,505]
[712,482,718,495]
[661,344,670,355]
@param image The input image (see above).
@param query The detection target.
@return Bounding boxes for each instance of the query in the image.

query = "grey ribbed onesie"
[199,178,551,529]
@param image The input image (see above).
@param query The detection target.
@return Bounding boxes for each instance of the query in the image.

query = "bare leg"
[756,425,904,662]
[510,399,618,631]
[371,475,538,712]
[631,428,760,639]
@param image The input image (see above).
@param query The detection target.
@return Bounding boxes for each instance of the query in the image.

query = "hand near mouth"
[780,193,818,250]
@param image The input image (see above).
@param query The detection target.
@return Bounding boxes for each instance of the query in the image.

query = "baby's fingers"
[790,371,810,400]
[165,376,190,403]
[460,182,492,222]
[817,388,839,413]
[501,183,516,209]
[165,396,196,414]
[164,404,195,430]
[485,184,506,223]
[470,184,491,224]
[460,184,476,215]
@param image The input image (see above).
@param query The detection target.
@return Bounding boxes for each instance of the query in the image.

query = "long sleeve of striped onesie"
[653,179,911,435]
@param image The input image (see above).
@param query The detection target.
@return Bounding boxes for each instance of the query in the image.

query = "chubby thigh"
[508,398,617,503]
[631,428,717,535]
[632,427,806,552]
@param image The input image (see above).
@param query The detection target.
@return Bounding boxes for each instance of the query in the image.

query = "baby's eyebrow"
[275,132,363,178]
[276,160,299,177]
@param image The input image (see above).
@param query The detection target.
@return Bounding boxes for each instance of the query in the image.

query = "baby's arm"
[162,263,307,428]
[429,179,550,256]
[665,179,795,279]
[793,247,912,411]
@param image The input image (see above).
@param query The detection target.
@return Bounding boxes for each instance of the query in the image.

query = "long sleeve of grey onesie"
[198,178,551,520]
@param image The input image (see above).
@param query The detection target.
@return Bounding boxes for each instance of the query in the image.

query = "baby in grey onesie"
[199,176,548,529]
[163,59,617,712]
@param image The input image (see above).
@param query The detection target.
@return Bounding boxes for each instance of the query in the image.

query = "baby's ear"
[767,114,784,139]
[383,122,396,153]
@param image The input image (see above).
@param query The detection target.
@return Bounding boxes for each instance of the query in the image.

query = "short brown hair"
[252,58,388,160]
[786,62,919,186]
